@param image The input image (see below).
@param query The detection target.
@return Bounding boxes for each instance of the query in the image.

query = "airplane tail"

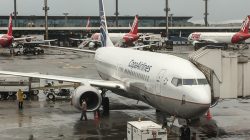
[7,14,13,36]
[239,15,250,34]
[99,0,114,47]
[129,15,138,35]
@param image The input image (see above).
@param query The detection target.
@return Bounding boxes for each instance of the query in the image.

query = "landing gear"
[180,125,191,140]
[101,89,109,115]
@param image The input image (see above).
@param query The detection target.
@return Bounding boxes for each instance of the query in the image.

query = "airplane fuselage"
[188,32,250,44]
[91,33,139,45]
[0,34,13,48]
[95,47,211,119]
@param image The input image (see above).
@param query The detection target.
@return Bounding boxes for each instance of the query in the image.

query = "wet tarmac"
[0,48,250,139]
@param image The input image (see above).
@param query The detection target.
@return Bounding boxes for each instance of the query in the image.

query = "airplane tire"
[32,90,39,95]
[102,97,109,115]
[47,93,55,100]
[16,51,21,56]
[33,51,38,55]
[23,93,29,100]
[8,92,14,96]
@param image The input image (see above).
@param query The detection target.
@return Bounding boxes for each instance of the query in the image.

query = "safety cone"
[206,109,212,120]
[94,111,99,120]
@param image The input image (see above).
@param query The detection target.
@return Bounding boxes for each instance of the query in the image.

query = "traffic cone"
[206,109,212,120]
[94,111,99,120]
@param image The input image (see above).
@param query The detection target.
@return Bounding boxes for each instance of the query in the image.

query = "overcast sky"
[1,0,250,23]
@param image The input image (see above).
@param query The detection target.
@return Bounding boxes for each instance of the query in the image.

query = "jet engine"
[71,85,102,111]
[192,41,199,46]
[25,36,32,42]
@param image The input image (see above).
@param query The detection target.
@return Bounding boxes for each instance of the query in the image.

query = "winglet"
[239,15,250,34]
[7,14,13,36]
[99,0,114,47]
[129,15,138,35]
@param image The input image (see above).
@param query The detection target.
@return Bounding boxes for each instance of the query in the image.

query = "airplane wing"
[14,36,35,41]
[70,38,90,41]
[44,39,57,42]
[131,44,152,49]
[40,45,96,54]
[0,70,126,90]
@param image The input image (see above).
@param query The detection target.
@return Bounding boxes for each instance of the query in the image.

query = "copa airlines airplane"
[0,0,211,121]
[0,15,34,48]
[188,15,250,45]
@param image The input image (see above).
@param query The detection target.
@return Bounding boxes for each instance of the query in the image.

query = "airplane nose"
[183,87,211,118]
[191,86,211,105]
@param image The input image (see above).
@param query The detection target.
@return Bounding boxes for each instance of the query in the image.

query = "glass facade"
[0,16,192,27]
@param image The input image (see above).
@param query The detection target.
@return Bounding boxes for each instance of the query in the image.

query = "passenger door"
[155,69,168,95]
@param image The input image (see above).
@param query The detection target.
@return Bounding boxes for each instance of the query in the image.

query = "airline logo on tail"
[7,14,13,36]
[129,15,138,35]
[240,15,250,34]
[99,0,114,47]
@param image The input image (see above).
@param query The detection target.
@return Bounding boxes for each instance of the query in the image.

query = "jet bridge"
[189,47,250,99]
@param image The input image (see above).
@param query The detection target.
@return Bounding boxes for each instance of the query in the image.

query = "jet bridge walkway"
[189,47,250,100]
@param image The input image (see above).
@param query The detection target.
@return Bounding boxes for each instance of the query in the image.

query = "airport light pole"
[204,0,209,26]
[13,0,18,27]
[114,0,119,27]
[43,0,49,40]
[63,13,69,27]
[165,0,170,38]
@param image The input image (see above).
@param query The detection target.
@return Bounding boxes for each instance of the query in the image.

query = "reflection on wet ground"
[2,96,247,140]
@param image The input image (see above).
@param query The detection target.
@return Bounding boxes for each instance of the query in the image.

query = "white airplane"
[188,15,250,46]
[74,15,139,48]
[0,0,211,125]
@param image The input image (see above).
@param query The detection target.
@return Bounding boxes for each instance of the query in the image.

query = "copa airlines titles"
[128,60,152,72]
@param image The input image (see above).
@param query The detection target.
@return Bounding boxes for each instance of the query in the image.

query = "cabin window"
[197,78,208,85]
[171,78,182,86]
[183,79,197,85]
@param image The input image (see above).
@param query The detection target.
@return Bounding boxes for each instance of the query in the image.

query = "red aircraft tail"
[129,15,138,35]
[239,15,250,34]
[7,14,13,36]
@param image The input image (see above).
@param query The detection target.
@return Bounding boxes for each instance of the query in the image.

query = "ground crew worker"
[80,99,87,121]
[16,89,24,109]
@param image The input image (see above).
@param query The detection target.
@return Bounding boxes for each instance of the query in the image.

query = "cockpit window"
[197,78,208,85]
[183,79,197,85]
[171,78,182,87]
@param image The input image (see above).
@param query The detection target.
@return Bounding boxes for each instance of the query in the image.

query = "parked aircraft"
[0,0,211,130]
[188,16,250,45]
[0,15,34,48]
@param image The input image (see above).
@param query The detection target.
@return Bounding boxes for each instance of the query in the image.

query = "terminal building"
[0,15,193,28]
[0,15,241,46]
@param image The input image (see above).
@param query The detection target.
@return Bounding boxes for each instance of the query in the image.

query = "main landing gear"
[101,88,109,116]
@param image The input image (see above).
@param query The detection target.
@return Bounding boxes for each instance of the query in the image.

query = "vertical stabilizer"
[7,14,13,36]
[129,15,138,35]
[240,15,250,34]
[99,0,114,47]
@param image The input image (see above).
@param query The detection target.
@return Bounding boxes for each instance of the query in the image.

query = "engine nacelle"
[192,41,199,46]
[72,85,102,111]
